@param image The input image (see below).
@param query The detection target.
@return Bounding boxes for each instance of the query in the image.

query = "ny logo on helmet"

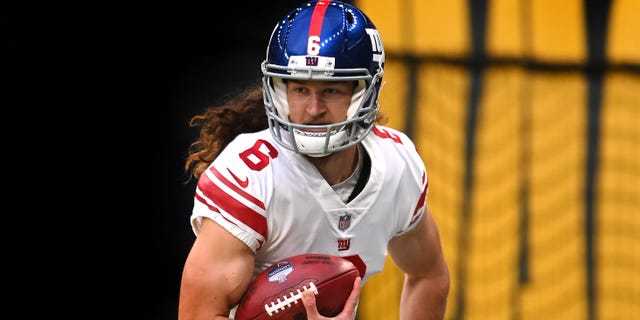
[365,28,384,63]
[306,56,319,66]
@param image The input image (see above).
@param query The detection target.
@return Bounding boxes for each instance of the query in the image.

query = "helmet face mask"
[261,0,385,157]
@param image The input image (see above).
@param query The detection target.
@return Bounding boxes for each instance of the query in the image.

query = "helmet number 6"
[307,36,321,56]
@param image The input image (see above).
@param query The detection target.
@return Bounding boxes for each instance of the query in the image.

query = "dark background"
[5,1,342,319]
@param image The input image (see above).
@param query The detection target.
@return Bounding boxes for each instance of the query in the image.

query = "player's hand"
[301,276,361,320]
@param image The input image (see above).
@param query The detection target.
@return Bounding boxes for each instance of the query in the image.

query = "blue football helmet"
[262,0,385,157]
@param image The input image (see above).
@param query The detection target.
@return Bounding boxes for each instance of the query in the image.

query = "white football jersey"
[190,125,429,283]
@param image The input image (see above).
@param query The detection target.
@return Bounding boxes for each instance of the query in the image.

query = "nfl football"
[234,254,359,320]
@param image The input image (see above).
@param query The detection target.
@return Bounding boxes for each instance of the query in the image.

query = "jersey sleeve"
[395,171,428,236]
[378,126,429,237]
[190,133,274,252]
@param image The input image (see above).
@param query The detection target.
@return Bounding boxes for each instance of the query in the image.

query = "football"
[234,254,360,320]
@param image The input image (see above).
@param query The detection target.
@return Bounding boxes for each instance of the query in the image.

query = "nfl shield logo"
[338,214,351,231]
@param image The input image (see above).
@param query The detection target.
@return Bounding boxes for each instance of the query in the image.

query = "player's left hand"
[301,276,361,320]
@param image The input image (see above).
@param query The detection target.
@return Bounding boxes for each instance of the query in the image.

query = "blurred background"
[356,1,639,319]
[6,0,638,319]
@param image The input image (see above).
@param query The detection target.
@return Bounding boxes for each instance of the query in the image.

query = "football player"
[179,1,450,319]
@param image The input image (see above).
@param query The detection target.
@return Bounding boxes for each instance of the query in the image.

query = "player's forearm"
[399,270,450,320]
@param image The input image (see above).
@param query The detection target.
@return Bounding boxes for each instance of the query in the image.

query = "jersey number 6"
[239,139,279,171]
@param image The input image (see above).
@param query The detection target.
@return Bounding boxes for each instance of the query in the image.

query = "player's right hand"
[301,276,361,320]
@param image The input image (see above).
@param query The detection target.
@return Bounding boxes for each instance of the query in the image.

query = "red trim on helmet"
[308,0,331,43]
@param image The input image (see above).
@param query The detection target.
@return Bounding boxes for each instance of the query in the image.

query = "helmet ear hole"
[346,11,354,24]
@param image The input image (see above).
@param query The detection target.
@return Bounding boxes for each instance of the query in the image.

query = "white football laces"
[264,282,318,316]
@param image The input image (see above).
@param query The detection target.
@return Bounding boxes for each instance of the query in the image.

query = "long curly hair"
[184,86,389,181]
[184,86,267,181]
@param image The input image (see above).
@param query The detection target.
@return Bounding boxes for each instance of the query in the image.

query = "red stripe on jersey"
[211,167,265,210]
[196,201,265,249]
[195,193,220,213]
[196,168,268,239]
[410,174,429,225]
[308,0,331,41]
[411,183,428,221]
[410,210,422,226]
